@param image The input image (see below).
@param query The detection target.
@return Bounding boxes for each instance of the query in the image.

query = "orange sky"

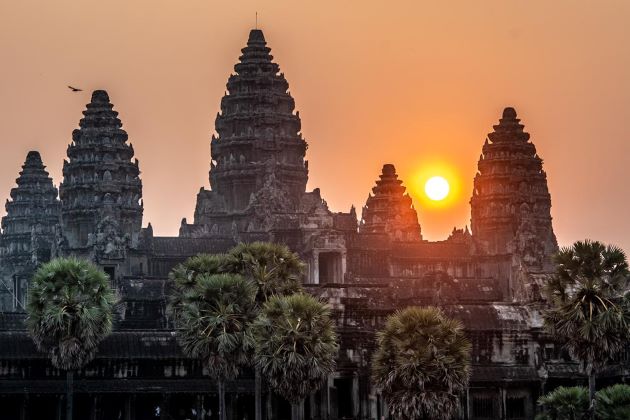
[1,1,629,250]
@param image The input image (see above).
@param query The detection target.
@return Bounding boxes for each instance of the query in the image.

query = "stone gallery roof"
[392,241,472,260]
[0,331,182,360]
[151,237,235,256]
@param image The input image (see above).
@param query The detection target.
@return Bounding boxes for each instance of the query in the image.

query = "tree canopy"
[26,257,117,371]
[372,306,471,420]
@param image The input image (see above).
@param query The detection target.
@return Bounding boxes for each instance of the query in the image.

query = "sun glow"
[425,176,450,201]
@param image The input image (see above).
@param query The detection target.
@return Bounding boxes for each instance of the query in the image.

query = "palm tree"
[174,273,257,420]
[224,242,305,420]
[536,386,588,420]
[595,384,630,420]
[371,306,471,420]
[167,253,228,323]
[26,257,117,420]
[544,240,630,418]
[252,293,338,420]
[224,242,304,302]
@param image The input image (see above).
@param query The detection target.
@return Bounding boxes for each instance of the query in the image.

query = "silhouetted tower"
[207,29,308,212]
[470,107,557,269]
[59,90,143,249]
[0,151,60,310]
[360,164,422,241]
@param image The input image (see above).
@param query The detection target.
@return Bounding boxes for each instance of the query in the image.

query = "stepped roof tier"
[360,164,422,241]
[470,107,557,269]
[208,29,308,212]
[0,151,60,267]
[59,90,143,250]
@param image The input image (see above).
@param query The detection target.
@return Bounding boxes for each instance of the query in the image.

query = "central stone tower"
[182,29,315,239]
[208,29,308,211]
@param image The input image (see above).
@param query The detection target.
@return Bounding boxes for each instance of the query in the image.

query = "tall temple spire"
[207,28,308,212]
[1,151,60,265]
[470,107,557,269]
[360,164,422,241]
[0,151,60,310]
[59,90,143,250]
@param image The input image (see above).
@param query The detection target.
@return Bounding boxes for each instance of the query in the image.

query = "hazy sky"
[1,1,629,250]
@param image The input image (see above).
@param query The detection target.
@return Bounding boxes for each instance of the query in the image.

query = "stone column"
[352,376,360,417]
[20,394,28,420]
[312,251,320,285]
[196,395,204,420]
[124,394,135,420]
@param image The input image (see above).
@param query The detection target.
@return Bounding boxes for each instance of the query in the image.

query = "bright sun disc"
[425,176,450,201]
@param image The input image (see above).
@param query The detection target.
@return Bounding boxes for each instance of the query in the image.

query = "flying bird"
[67,86,82,92]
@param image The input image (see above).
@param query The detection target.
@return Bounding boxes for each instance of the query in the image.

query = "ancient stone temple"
[0,28,626,420]
[360,164,422,241]
[0,151,60,310]
[58,90,144,278]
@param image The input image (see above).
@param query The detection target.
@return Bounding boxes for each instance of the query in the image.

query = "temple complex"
[0,28,625,420]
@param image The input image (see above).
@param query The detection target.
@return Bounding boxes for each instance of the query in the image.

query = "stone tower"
[59,90,143,255]
[360,164,422,241]
[470,107,557,270]
[0,151,60,310]
[195,29,308,218]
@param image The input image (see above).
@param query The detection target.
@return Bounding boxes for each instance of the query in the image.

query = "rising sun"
[424,176,450,201]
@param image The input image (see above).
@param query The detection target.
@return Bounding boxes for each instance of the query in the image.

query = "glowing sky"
[1,1,629,250]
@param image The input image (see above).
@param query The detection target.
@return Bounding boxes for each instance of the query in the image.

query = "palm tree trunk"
[588,369,596,420]
[66,370,74,420]
[219,379,226,420]
[291,400,304,420]
[255,367,262,420]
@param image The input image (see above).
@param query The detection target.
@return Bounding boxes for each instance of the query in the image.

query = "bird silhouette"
[67,86,82,92]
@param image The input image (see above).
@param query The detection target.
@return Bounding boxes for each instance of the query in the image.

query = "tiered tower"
[0,151,60,310]
[470,107,557,269]
[202,29,308,214]
[360,164,422,241]
[59,90,143,252]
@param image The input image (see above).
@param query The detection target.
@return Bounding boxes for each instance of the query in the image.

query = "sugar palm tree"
[536,386,588,420]
[544,240,630,418]
[167,253,228,323]
[224,242,305,420]
[252,293,338,420]
[224,242,304,302]
[174,273,257,420]
[595,384,630,420]
[26,257,117,420]
[372,306,471,420]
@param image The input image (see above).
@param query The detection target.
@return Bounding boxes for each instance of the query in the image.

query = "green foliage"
[536,386,588,420]
[175,273,257,381]
[26,257,117,370]
[544,240,630,373]
[167,253,229,323]
[224,242,304,303]
[252,293,338,404]
[536,384,630,420]
[372,306,471,420]
[595,384,630,420]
